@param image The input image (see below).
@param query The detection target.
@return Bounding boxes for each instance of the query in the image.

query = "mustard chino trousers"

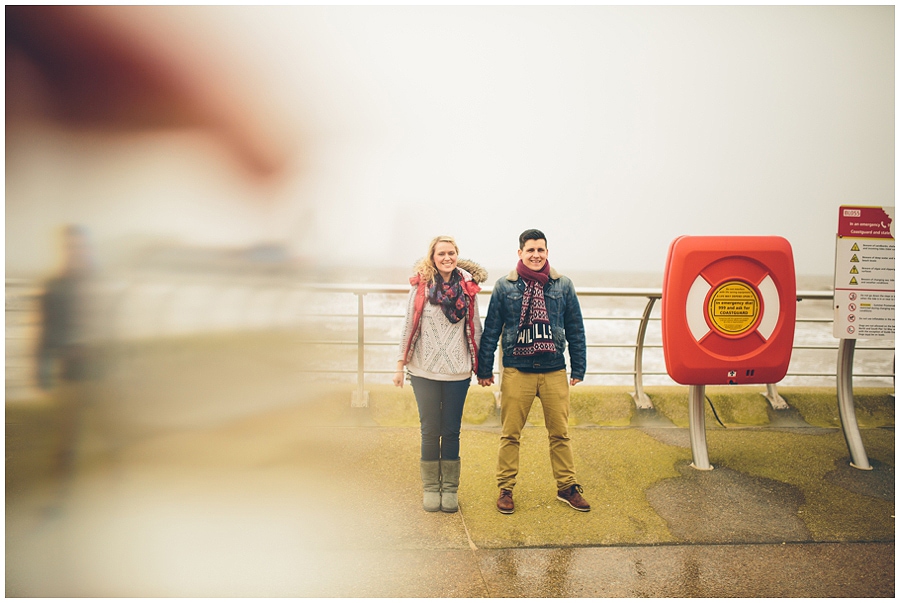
[496,367,578,491]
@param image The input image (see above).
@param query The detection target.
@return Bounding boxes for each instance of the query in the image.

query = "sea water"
[6,269,894,402]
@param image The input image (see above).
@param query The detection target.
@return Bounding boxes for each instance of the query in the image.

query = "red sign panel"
[833,205,895,339]
[837,206,893,239]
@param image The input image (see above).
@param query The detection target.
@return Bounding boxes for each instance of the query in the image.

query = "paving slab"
[475,542,894,598]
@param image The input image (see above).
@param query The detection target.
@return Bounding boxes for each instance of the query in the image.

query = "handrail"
[285,285,893,405]
[6,279,894,403]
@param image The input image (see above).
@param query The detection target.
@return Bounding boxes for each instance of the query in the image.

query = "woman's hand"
[393,364,405,388]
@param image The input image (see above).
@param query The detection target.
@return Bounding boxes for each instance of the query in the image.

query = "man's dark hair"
[518,229,547,250]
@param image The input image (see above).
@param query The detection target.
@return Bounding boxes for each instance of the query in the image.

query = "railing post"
[631,296,656,409]
[837,338,871,470]
[351,291,369,408]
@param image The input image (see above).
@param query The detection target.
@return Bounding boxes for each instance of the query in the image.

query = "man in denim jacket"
[477,229,590,514]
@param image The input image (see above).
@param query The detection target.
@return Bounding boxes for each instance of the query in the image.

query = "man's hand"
[478,377,494,387]
[570,378,582,386]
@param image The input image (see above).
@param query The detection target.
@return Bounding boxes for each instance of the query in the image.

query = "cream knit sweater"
[398,289,482,381]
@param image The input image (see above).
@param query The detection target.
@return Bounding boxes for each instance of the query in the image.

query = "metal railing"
[8,279,894,392]
[291,284,893,409]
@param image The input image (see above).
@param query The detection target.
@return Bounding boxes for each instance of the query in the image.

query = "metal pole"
[689,384,713,470]
[351,292,369,408]
[837,338,872,470]
[763,383,789,410]
[631,297,656,409]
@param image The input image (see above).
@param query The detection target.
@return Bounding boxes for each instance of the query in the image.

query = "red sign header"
[837,206,894,239]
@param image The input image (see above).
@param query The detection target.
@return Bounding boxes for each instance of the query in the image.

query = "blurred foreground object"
[36,225,100,391]
[6,4,288,179]
[34,225,107,479]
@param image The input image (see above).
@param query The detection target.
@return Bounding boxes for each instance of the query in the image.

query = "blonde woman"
[394,236,486,513]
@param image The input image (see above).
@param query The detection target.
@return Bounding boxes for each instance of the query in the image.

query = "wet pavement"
[6,396,895,597]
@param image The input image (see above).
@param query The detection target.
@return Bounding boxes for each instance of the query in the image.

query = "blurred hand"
[392,371,404,388]
[478,377,494,387]
[570,378,582,386]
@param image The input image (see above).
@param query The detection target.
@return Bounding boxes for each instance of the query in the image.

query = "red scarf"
[513,260,556,356]
[426,269,468,323]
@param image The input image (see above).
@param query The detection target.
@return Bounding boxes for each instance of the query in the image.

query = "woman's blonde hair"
[417,235,459,284]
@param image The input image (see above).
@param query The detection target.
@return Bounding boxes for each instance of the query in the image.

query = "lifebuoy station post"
[661,236,797,469]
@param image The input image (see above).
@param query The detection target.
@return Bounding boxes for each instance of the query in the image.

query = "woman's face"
[433,241,458,280]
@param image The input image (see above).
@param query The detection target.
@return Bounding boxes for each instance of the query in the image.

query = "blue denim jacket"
[476,268,587,381]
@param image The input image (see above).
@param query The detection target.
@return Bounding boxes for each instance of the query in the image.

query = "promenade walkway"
[6,385,894,597]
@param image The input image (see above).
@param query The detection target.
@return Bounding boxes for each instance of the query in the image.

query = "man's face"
[517,238,548,271]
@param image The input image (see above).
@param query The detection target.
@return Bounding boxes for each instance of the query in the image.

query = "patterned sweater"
[397,285,483,381]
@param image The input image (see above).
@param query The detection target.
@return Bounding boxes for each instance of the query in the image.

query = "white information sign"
[833,206,895,339]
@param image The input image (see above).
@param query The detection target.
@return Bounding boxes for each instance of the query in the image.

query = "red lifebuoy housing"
[662,236,797,385]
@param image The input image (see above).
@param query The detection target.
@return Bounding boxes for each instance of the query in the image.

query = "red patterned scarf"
[427,268,468,323]
[513,260,556,357]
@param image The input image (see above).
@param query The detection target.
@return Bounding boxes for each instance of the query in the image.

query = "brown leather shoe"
[557,484,591,512]
[497,489,514,514]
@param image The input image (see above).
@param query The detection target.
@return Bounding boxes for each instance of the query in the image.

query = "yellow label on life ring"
[707,281,759,335]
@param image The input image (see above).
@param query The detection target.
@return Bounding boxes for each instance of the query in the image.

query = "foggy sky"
[6,5,894,279]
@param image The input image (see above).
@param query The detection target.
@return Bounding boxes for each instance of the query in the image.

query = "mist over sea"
[311,264,836,292]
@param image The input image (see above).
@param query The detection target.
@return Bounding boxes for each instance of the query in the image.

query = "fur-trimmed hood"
[412,257,488,284]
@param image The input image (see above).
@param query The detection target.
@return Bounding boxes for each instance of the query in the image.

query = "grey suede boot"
[440,459,461,513]
[420,460,442,512]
